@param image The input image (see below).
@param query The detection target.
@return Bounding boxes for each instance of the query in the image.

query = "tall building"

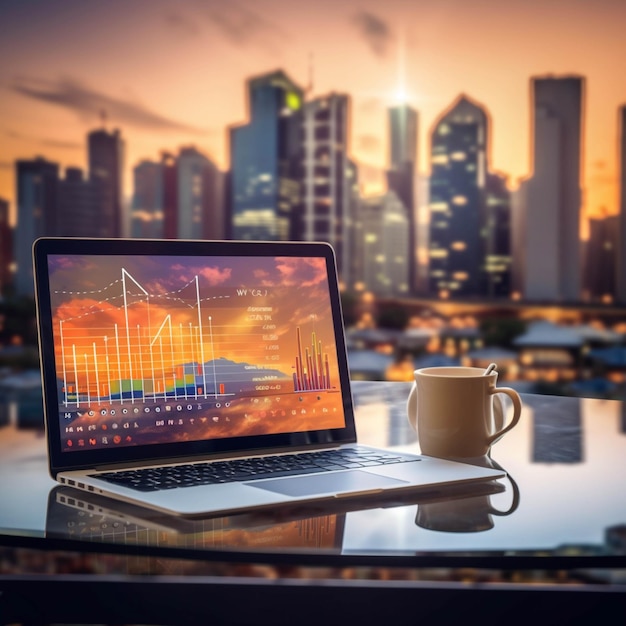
[524,76,584,302]
[414,172,431,295]
[131,160,164,239]
[88,127,125,237]
[0,198,12,296]
[585,214,618,302]
[344,159,361,290]
[617,105,626,303]
[360,191,409,297]
[161,152,178,239]
[57,167,97,237]
[427,95,488,298]
[204,163,225,240]
[229,70,303,240]
[510,178,528,298]
[14,157,59,295]
[131,149,223,240]
[387,104,418,292]
[483,172,512,297]
[297,93,351,281]
[176,147,222,240]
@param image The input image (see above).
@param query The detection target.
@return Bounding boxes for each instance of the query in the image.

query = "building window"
[429,249,449,259]
[430,202,448,212]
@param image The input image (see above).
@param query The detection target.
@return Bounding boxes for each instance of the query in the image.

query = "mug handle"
[406,381,417,431]
[486,387,522,446]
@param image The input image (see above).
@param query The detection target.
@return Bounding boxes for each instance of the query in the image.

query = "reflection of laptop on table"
[46,485,346,551]
[34,238,504,518]
[46,478,505,553]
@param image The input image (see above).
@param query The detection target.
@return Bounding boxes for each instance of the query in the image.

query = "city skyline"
[2,0,626,227]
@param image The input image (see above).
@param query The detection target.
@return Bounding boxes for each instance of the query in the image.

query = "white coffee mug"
[406,366,522,459]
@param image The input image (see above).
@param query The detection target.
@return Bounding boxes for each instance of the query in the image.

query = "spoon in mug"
[483,363,497,376]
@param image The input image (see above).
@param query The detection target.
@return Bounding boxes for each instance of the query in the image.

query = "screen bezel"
[33,237,357,477]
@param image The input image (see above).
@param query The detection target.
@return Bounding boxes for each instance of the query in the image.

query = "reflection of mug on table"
[415,465,520,533]
[407,366,522,460]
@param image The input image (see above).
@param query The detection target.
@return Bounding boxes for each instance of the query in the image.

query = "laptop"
[33,237,505,518]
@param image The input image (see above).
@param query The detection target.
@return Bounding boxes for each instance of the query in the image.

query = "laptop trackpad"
[247,470,407,497]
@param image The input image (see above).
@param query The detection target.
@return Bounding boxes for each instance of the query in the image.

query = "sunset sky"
[2,0,626,227]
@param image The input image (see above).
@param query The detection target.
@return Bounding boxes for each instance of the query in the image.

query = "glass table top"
[1,380,626,567]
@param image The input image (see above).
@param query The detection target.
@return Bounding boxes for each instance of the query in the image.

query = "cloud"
[50,256,97,272]
[163,11,201,37]
[11,76,208,135]
[5,129,82,150]
[198,266,232,286]
[352,11,395,58]
[274,257,326,288]
[42,137,83,149]
[165,265,232,289]
[203,1,286,56]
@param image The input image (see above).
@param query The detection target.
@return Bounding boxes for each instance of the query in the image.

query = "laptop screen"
[34,239,355,471]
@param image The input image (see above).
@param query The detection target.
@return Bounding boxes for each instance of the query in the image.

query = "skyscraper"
[360,191,409,297]
[387,104,418,292]
[14,157,59,294]
[483,172,512,297]
[229,70,303,240]
[57,167,97,237]
[131,149,223,240]
[427,95,488,298]
[345,158,361,290]
[524,76,584,302]
[297,93,351,281]
[131,160,164,239]
[414,172,431,294]
[176,147,222,240]
[585,214,618,302]
[161,152,178,239]
[617,105,626,303]
[510,179,528,298]
[88,127,125,237]
[0,198,12,296]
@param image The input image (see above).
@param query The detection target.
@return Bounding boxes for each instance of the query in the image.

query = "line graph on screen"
[52,266,334,408]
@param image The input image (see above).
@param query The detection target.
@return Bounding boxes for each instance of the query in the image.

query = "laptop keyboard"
[93,448,416,492]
